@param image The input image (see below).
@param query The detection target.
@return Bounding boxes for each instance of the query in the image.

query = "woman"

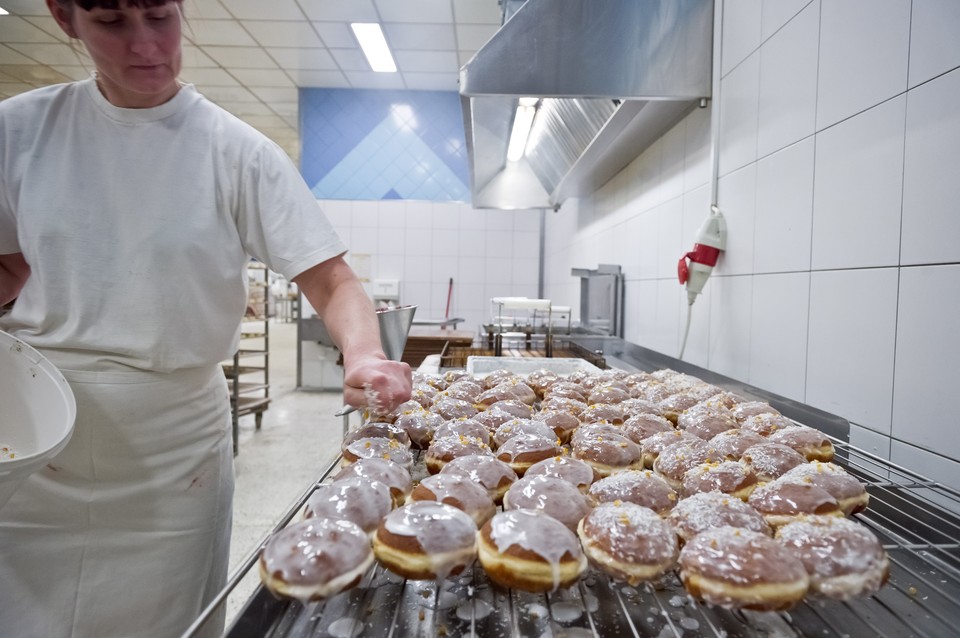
[0,1,412,636]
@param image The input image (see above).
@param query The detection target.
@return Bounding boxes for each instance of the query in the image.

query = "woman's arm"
[293,255,412,412]
[0,252,29,306]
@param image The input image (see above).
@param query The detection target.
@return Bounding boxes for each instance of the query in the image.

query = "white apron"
[0,364,234,638]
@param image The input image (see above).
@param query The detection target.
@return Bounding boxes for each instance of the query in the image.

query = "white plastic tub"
[465,356,601,378]
[0,331,76,508]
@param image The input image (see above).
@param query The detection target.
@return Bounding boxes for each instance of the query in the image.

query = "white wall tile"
[721,0,762,76]
[848,423,892,481]
[892,265,960,459]
[681,284,712,369]
[377,200,406,228]
[403,253,432,284]
[376,254,403,280]
[812,97,905,270]
[317,199,349,227]
[806,269,898,434]
[909,0,960,88]
[632,279,660,349]
[715,164,757,276]
[655,199,684,280]
[634,211,660,280]
[890,441,960,513]
[513,211,542,233]
[754,137,814,273]
[484,229,513,258]
[484,257,512,287]
[718,52,760,176]
[404,201,433,228]
[708,274,753,381]
[681,184,712,262]
[761,0,814,42]
[457,255,486,285]
[512,258,539,288]
[457,229,486,258]
[429,228,458,257]
[376,223,404,256]
[431,204,459,230]
[350,200,378,227]
[748,272,809,401]
[648,279,682,357]
[683,106,712,192]
[660,123,687,203]
[757,1,819,157]
[458,206,487,231]
[901,69,960,265]
[816,0,911,129]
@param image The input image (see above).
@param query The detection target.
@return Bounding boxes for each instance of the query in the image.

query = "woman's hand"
[342,355,413,414]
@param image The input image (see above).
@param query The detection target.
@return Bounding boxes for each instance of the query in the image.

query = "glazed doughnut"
[640,429,700,469]
[587,385,630,405]
[570,422,623,448]
[342,437,415,474]
[700,391,748,410]
[740,442,806,482]
[779,461,869,515]
[440,454,518,504]
[495,433,563,476]
[424,434,493,474]
[525,368,560,398]
[767,425,836,462]
[408,472,496,526]
[539,396,588,417]
[776,515,889,599]
[442,369,471,385]
[651,438,724,491]
[259,518,374,602]
[730,401,781,423]
[618,398,664,419]
[680,460,759,500]
[394,409,444,450]
[503,473,591,532]
[571,429,644,477]
[477,509,587,593]
[482,369,521,389]
[484,399,534,420]
[441,379,484,403]
[587,469,678,515]
[531,409,580,445]
[577,501,678,586]
[738,412,795,437]
[668,492,771,544]
[581,403,626,425]
[372,501,478,581]
[472,406,517,433]
[620,413,675,444]
[476,380,537,406]
[658,392,701,424]
[341,421,411,449]
[431,396,479,421]
[524,455,596,493]
[303,476,393,536]
[709,428,767,460]
[747,477,842,528]
[492,418,557,448]
[432,418,492,447]
[542,381,588,403]
[676,405,739,440]
[678,526,810,610]
[333,457,413,508]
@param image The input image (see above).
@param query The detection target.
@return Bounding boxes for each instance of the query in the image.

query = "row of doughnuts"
[258,365,888,611]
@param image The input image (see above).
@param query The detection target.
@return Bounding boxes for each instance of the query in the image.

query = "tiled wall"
[320,199,541,333]
[543,0,960,492]
[300,88,470,201]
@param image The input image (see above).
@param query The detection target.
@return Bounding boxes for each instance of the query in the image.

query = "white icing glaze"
[487,509,583,589]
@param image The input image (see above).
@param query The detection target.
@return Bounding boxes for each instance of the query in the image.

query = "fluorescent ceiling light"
[0,7,9,16]
[351,23,396,73]
[507,97,538,162]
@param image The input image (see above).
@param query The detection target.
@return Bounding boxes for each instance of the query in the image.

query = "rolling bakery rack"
[185,347,960,638]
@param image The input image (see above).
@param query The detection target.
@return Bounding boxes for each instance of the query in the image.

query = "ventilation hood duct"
[460,0,714,210]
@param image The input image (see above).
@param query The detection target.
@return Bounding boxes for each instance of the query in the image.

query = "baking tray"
[466,355,602,378]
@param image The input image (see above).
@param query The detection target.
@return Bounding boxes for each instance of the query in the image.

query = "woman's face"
[48,1,183,108]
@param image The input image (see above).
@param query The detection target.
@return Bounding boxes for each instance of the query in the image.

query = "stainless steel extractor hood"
[460,0,714,210]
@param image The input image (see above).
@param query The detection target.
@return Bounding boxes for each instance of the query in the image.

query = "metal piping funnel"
[377,305,417,361]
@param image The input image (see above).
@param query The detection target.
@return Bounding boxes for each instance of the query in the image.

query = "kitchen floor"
[225,318,350,627]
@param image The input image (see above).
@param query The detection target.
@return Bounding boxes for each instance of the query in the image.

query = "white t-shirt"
[0,78,347,372]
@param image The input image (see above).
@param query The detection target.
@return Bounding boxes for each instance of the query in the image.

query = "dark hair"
[57,0,181,10]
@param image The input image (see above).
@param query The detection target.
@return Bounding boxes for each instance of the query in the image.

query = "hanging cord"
[678,299,694,360]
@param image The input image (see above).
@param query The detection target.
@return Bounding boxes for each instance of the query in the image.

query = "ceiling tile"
[299,0,378,22]
[344,70,407,89]
[243,21,324,48]
[203,46,278,69]
[267,47,337,71]
[242,114,290,129]
[269,102,298,117]
[229,68,295,88]
[375,0,453,23]
[181,44,218,68]
[456,24,498,50]
[224,0,307,21]
[0,44,39,65]
[0,16,59,42]
[0,1,52,16]
[186,0,232,20]
[180,67,240,86]
[7,42,84,66]
[453,0,501,24]
[329,48,370,72]
[401,71,459,91]
[310,22,356,48]
[383,23,456,50]
[2,64,70,84]
[392,50,458,73]
[22,16,71,42]
[248,86,298,103]
[54,66,94,82]
[288,69,351,88]
[184,19,257,47]
[0,81,35,97]
[222,101,276,117]
[201,85,260,102]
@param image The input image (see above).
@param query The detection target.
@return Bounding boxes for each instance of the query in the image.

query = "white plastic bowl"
[0,330,76,507]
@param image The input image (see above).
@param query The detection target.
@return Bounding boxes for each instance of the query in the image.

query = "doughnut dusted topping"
[440,454,517,500]
[303,477,393,535]
[495,433,563,471]
[431,396,479,421]
[579,501,677,567]
[679,526,809,590]
[776,515,889,599]
[779,461,868,514]
[343,437,415,472]
[259,519,374,601]
[433,418,492,446]
[621,413,674,443]
[730,401,781,423]
[409,472,496,526]
[669,492,771,542]
[394,409,444,450]
[531,409,580,443]
[681,460,758,499]
[587,470,678,514]
[748,479,841,521]
[571,430,642,472]
[581,403,626,425]
[740,442,806,481]
[525,456,596,491]
[333,457,413,506]
[739,412,795,436]
[676,405,739,440]
[425,434,493,473]
[768,425,836,461]
[341,422,411,450]
[504,474,591,532]
[652,438,723,485]
[493,418,557,448]
[709,429,767,460]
